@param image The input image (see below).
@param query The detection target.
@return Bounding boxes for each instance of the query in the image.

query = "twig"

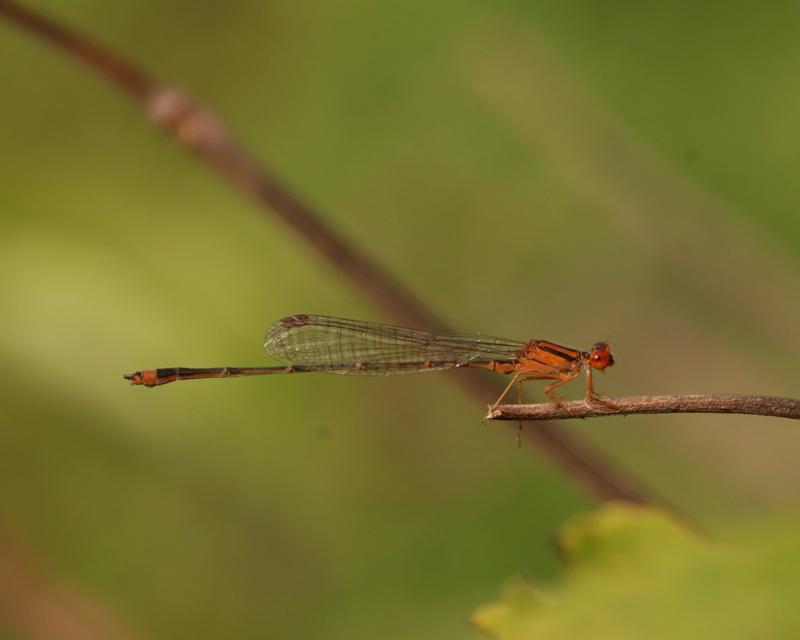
[0,0,656,506]
[487,394,800,421]
[0,0,433,331]
[0,524,144,640]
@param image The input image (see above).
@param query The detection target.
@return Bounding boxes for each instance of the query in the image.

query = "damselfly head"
[589,342,614,370]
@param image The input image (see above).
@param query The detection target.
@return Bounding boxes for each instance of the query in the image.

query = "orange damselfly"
[124,314,614,409]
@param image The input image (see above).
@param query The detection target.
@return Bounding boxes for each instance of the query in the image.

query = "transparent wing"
[263,315,526,375]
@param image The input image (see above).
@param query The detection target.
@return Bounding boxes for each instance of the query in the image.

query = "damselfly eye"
[589,343,614,370]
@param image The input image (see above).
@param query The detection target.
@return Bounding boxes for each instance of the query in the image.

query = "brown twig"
[0,0,433,330]
[487,394,800,422]
[0,524,144,640]
[0,0,654,505]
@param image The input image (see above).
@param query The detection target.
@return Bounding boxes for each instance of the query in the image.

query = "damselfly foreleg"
[583,366,618,409]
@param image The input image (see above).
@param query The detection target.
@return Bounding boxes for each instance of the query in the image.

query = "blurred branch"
[487,394,800,422]
[0,525,144,640]
[0,0,657,506]
[0,0,433,330]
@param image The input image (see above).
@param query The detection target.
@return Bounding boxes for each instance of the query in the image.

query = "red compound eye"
[589,343,614,370]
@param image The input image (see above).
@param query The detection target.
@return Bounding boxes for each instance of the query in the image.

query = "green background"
[1,1,799,638]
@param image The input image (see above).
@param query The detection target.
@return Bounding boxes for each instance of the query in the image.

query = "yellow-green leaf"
[473,503,800,640]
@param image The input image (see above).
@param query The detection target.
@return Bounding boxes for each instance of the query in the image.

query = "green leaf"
[472,503,800,640]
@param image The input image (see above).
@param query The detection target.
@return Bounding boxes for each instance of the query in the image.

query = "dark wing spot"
[280,314,310,328]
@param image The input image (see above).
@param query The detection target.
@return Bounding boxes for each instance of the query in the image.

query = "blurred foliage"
[1,0,800,638]
[473,503,800,639]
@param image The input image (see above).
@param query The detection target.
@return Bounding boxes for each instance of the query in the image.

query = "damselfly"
[124,314,614,409]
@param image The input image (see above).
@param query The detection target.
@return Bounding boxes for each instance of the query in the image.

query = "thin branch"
[0,0,656,506]
[0,524,144,640]
[487,394,800,422]
[0,0,433,330]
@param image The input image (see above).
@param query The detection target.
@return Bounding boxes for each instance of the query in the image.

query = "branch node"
[146,87,229,149]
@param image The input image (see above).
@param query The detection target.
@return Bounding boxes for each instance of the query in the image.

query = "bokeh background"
[1,1,800,638]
